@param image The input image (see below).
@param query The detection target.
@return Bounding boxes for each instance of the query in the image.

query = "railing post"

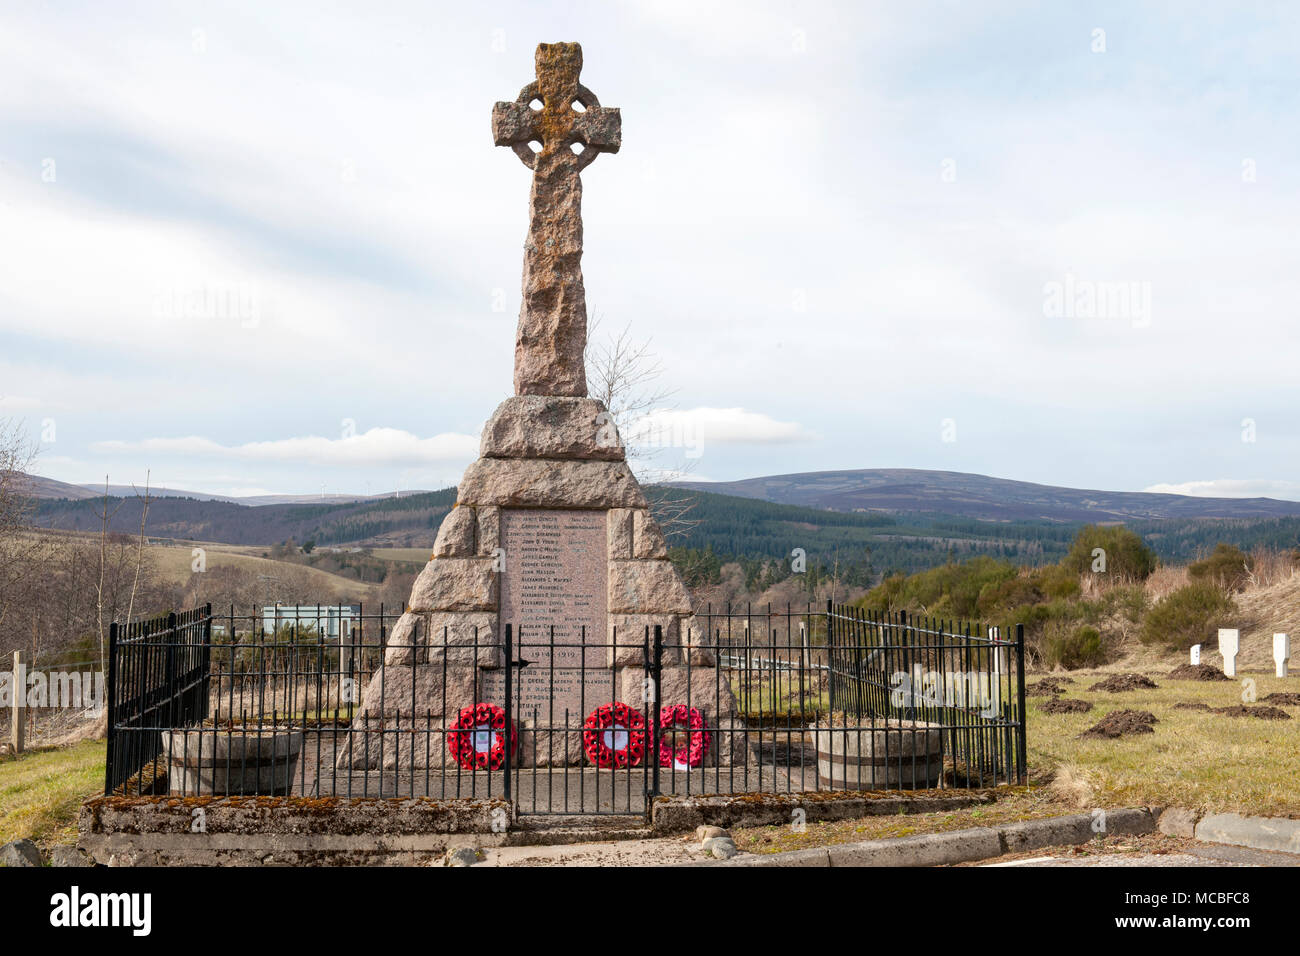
[1015,623,1027,783]
[649,624,663,812]
[503,623,513,807]
[900,609,914,720]
[103,624,118,794]
[202,603,213,723]
[165,611,179,727]
[825,598,835,714]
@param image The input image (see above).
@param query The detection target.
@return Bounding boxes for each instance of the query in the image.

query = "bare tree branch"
[585,316,700,539]
[0,419,56,634]
[93,476,124,675]
[124,470,153,627]
[586,317,676,441]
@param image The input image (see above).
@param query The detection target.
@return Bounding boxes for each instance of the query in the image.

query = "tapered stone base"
[341,396,753,771]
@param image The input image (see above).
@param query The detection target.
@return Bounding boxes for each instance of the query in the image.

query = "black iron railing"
[103,601,1027,817]
[105,604,213,794]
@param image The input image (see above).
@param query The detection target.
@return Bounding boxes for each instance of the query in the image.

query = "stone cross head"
[492,42,621,170]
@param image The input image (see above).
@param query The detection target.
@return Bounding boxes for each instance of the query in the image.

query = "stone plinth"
[343,395,748,770]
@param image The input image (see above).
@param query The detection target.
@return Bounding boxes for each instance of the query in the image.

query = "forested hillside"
[673,469,1300,522]
[1130,516,1300,563]
[650,488,1079,582]
[30,483,1300,581]
[33,489,458,547]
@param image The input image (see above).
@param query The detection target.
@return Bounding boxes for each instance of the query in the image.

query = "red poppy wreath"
[447,702,516,771]
[582,702,646,768]
[658,704,709,769]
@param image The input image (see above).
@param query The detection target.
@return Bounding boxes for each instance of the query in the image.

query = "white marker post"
[1190,644,1201,666]
[1218,628,1240,678]
[988,627,1006,716]
[1274,633,1290,679]
[989,627,1003,677]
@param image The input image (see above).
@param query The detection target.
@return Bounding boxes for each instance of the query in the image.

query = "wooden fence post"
[11,650,27,754]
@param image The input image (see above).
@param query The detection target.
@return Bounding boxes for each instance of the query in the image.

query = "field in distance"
[369,547,432,563]
[146,539,373,603]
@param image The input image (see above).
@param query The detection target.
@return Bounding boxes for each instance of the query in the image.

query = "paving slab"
[1196,812,1300,855]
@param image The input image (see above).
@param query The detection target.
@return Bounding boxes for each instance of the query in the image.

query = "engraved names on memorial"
[484,509,610,717]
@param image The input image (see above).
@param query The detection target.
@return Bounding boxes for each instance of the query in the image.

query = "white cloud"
[628,407,813,450]
[0,394,41,410]
[91,427,480,467]
[3,3,1298,496]
[1142,479,1300,502]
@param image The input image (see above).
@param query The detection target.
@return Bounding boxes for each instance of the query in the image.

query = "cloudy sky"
[2,1,1297,499]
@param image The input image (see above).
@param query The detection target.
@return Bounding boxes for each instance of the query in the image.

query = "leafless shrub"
[0,421,54,638]
[585,316,699,539]
[1144,564,1188,602]
[1244,546,1297,591]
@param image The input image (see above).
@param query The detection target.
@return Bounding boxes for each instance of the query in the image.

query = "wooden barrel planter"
[814,719,943,790]
[161,728,304,796]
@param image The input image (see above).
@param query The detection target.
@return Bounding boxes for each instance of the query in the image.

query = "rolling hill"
[20,469,1300,575]
[672,469,1300,523]
[9,473,100,501]
[79,485,440,506]
[10,473,435,506]
[32,488,459,548]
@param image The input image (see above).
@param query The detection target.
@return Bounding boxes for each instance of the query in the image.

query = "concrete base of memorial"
[78,795,510,867]
[77,788,1001,866]
[328,766,813,808]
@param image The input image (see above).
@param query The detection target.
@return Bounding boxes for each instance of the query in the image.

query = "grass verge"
[0,740,105,849]
[731,788,1076,854]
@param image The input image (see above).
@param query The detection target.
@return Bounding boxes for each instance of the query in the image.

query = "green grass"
[729,672,831,722]
[1028,668,1300,816]
[0,740,105,849]
[368,547,431,563]
[730,788,1074,854]
[147,542,374,602]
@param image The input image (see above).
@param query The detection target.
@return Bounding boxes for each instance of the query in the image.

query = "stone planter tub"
[814,719,943,791]
[161,727,304,796]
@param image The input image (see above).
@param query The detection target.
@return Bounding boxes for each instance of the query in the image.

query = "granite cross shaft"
[492,42,621,398]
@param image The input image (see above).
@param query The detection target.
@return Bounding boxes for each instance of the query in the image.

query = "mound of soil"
[1040,698,1093,714]
[1089,673,1159,693]
[1262,692,1300,706]
[1167,664,1231,682]
[1211,705,1291,721]
[1026,676,1075,696]
[1079,709,1158,739]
